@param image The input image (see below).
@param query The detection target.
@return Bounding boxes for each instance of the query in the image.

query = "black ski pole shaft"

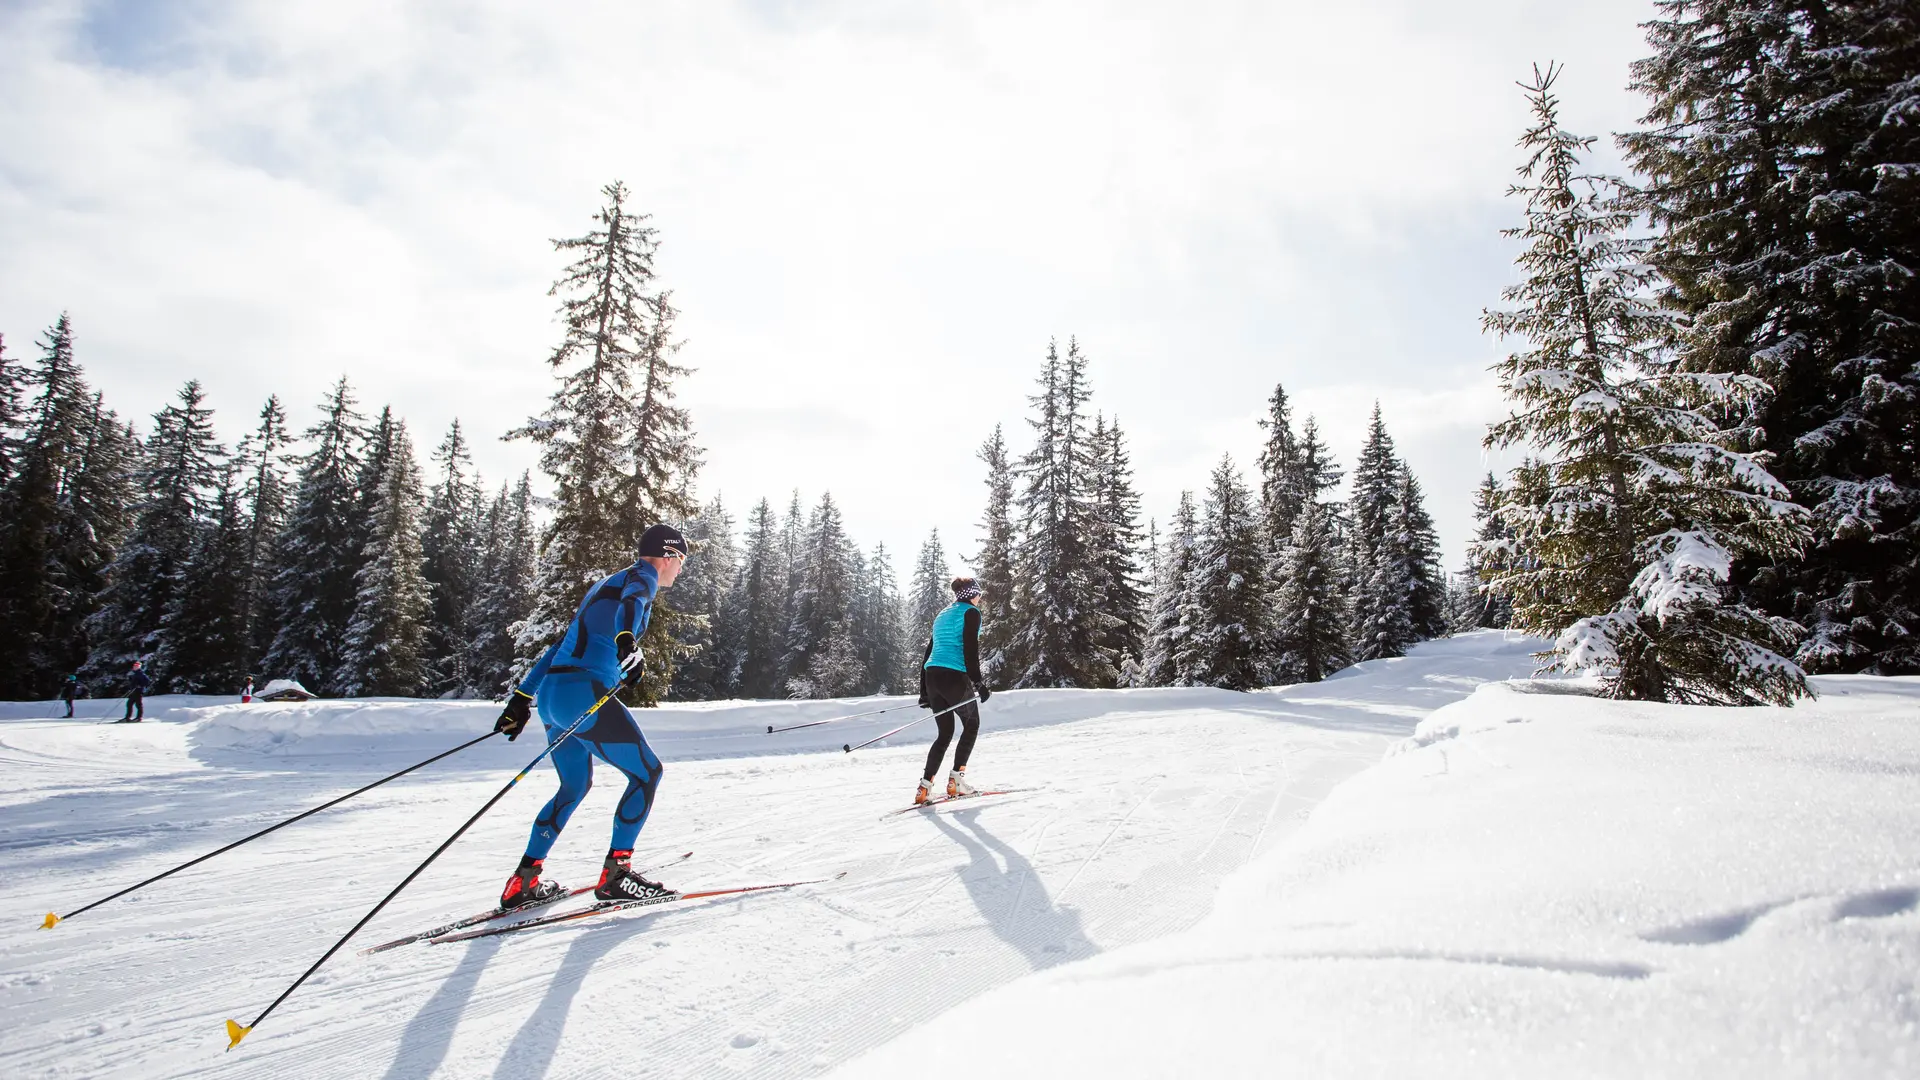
[225,672,632,1050]
[767,701,918,735]
[843,697,979,754]
[41,731,499,931]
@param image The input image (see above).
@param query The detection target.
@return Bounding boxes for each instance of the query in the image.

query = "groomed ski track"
[0,635,1541,1079]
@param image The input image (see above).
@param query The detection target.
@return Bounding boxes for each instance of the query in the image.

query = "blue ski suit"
[515,561,665,860]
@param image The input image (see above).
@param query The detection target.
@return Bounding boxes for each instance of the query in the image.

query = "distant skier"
[60,674,79,718]
[491,524,691,911]
[118,661,150,723]
[914,577,992,806]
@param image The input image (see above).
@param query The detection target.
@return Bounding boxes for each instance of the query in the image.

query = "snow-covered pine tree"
[796,621,864,700]
[262,378,366,694]
[1623,1,1920,675]
[973,425,1018,688]
[774,490,807,688]
[1008,338,1103,687]
[420,421,483,696]
[237,396,291,679]
[1484,65,1812,706]
[1269,496,1353,683]
[85,380,225,690]
[1394,468,1448,639]
[729,498,784,698]
[156,460,251,692]
[1351,541,1417,662]
[852,543,906,695]
[621,288,702,699]
[1,316,107,695]
[1140,491,1199,686]
[467,473,538,695]
[784,493,857,696]
[1464,472,1514,629]
[45,395,139,693]
[1184,455,1265,689]
[666,495,740,700]
[1087,415,1147,687]
[0,333,19,492]
[1256,382,1305,551]
[904,529,952,678]
[509,182,697,706]
[339,423,432,697]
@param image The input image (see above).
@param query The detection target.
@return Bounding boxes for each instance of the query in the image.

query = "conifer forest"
[0,1,1913,710]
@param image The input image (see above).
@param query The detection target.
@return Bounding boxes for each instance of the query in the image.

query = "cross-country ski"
[7,3,1918,1076]
[427,873,847,944]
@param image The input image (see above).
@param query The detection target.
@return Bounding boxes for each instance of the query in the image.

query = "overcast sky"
[1,0,1659,579]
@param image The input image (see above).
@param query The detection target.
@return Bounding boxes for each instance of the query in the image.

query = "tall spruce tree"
[263,378,367,694]
[784,493,857,695]
[1088,416,1147,686]
[157,460,251,691]
[468,474,539,695]
[667,495,740,700]
[339,424,431,697]
[47,396,139,693]
[0,333,19,492]
[974,425,1018,688]
[1465,472,1515,629]
[1269,496,1353,683]
[1623,0,1920,674]
[1184,455,1266,689]
[1008,338,1102,687]
[509,181,698,705]
[905,529,953,674]
[85,380,225,689]
[0,315,92,694]
[734,498,786,698]
[853,543,906,695]
[237,396,291,678]
[1256,383,1306,549]
[1484,65,1811,705]
[1141,491,1199,686]
[1394,468,1448,639]
[421,421,483,695]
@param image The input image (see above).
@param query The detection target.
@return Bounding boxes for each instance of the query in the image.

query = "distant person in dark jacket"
[60,674,79,718]
[119,661,150,723]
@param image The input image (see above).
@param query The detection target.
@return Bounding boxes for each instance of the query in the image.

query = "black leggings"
[921,666,980,782]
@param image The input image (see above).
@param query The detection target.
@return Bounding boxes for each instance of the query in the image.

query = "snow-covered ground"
[4,634,1913,1078]
[838,668,1920,1080]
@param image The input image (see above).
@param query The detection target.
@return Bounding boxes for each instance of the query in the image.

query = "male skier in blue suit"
[491,524,690,909]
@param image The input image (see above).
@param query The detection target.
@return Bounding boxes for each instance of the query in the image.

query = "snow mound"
[836,673,1920,1079]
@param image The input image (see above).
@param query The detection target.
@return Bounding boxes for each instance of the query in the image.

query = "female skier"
[914,576,992,805]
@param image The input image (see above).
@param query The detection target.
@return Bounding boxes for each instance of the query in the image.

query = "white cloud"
[0,0,1658,575]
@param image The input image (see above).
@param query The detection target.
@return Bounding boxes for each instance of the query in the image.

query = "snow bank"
[834,673,1920,1079]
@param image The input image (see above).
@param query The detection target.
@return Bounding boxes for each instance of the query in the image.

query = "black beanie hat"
[638,523,690,560]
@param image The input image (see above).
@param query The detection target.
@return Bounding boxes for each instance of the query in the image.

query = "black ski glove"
[615,633,642,689]
[495,690,534,741]
[975,684,991,704]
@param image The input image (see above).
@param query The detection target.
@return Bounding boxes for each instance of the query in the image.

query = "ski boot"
[595,850,675,903]
[500,856,565,911]
[914,779,935,806]
[947,767,977,799]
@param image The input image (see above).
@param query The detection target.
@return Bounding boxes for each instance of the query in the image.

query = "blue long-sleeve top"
[517,560,659,698]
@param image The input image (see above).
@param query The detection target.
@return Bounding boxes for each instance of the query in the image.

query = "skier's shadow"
[381,935,504,1080]
[491,920,632,1080]
[928,808,1096,972]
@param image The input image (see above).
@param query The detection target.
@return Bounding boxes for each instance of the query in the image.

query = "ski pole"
[224,652,640,1051]
[767,701,919,735]
[843,697,979,754]
[42,731,500,931]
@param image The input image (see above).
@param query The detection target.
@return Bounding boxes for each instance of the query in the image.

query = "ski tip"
[41,912,59,930]
[225,1020,253,1050]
